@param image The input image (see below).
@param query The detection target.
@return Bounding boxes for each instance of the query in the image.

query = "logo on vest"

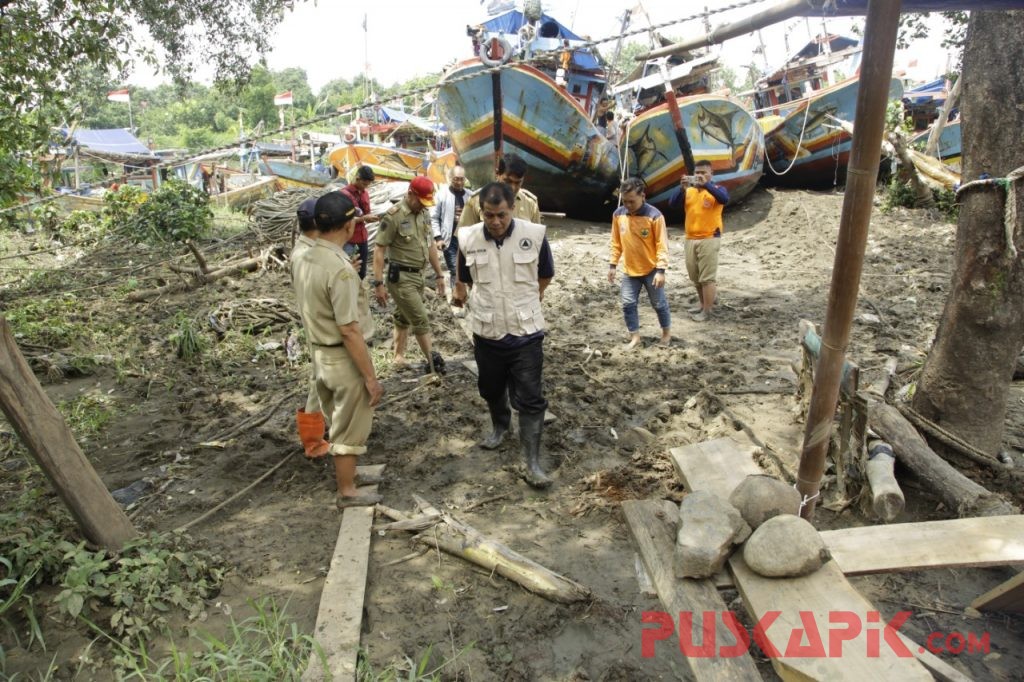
[518,238,533,250]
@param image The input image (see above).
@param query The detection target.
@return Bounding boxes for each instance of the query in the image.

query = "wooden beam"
[824,516,1024,575]
[303,464,385,682]
[971,571,1024,613]
[622,499,762,681]
[672,438,932,681]
[0,317,136,550]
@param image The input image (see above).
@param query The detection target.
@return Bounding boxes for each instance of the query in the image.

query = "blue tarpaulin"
[379,106,447,134]
[481,10,600,71]
[68,128,156,157]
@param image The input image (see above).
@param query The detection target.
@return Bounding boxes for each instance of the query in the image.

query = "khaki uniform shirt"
[290,234,317,283]
[458,188,541,228]
[375,198,433,268]
[294,240,360,347]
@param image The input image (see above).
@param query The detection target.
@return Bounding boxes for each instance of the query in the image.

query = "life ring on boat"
[343,131,357,144]
[479,36,512,67]
[518,24,536,45]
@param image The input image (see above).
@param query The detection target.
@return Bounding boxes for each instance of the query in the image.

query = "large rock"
[743,514,831,578]
[729,474,801,529]
[674,491,751,579]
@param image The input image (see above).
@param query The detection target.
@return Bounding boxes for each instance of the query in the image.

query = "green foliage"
[102,185,149,228]
[4,294,86,347]
[133,180,212,244]
[169,313,207,361]
[57,394,116,443]
[882,178,960,222]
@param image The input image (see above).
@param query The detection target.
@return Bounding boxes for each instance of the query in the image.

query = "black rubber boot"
[519,411,552,489]
[479,399,511,450]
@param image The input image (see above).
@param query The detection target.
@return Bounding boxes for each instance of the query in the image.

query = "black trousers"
[473,335,547,415]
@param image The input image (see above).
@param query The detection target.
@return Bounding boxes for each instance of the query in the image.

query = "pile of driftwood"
[798,320,1018,522]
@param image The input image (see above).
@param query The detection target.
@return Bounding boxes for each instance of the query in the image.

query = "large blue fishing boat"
[435,8,619,217]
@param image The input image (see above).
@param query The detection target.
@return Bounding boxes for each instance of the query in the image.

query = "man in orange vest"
[668,159,729,322]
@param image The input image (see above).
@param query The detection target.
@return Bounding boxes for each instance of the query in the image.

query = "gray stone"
[729,475,801,529]
[743,515,831,578]
[674,490,751,579]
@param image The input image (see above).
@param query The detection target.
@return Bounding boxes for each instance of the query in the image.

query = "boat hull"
[259,159,332,188]
[911,120,961,170]
[437,60,620,218]
[763,77,904,187]
[626,95,764,210]
[328,143,429,182]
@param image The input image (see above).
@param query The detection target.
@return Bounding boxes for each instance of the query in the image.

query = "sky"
[129,0,956,92]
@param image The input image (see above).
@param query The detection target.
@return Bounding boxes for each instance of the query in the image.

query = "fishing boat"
[435,8,619,217]
[327,142,429,182]
[425,148,458,186]
[753,35,904,187]
[259,158,333,189]
[209,172,278,210]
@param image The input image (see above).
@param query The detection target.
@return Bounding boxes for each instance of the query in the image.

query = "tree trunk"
[912,10,1024,455]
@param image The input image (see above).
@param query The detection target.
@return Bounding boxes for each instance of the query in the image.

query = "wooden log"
[887,131,936,207]
[412,511,591,604]
[869,400,1018,517]
[125,254,264,302]
[865,441,905,521]
[0,317,136,550]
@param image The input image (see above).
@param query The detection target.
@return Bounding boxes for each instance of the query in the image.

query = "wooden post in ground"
[0,317,136,550]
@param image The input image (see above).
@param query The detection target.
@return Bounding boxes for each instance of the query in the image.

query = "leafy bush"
[102,185,149,228]
[134,179,212,244]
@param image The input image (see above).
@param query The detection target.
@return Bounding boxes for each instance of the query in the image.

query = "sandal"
[335,492,383,509]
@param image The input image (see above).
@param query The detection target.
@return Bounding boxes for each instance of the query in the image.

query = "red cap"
[409,176,435,207]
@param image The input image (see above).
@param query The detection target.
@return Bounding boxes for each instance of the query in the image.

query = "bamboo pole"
[796,0,902,521]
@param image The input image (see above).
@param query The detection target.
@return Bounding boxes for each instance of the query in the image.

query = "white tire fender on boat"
[479,36,512,67]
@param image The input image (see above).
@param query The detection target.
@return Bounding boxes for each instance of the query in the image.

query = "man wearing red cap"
[372,176,447,370]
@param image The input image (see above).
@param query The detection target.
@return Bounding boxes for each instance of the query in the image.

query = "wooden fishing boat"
[54,192,106,212]
[436,9,619,217]
[327,142,429,182]
[211,174,277,210]
[259,158,333,189]
[752,34,904,187]
[625,95,764,209]
[425,148,458,186]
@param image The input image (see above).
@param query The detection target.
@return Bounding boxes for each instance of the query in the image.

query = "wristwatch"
[372,279,384,287]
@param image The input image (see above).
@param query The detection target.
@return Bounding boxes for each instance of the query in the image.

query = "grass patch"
[5,294,87,348]
[56,393,116,444]
[356,642,476,682]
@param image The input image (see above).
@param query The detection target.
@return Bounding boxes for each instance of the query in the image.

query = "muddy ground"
[1,185,1023,680]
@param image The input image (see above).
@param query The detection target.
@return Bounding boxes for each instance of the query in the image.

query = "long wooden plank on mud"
[303,464,385,682]
[971,571,1024,613]
[622,499,763,681]
[824,516,1024,575]
[672,439,931,681]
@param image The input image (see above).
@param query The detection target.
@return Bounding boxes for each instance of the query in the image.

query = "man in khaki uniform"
[292,198,330,458]
[458,153,540,228]
[371,176,446,369]
[294,192,385,508]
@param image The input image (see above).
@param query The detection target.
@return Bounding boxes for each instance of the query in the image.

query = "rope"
[794,482,821,515]
[956,164,1024,261]
[764,101,814,177]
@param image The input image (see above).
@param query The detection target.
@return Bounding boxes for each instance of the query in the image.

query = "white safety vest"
[458,220,547,339]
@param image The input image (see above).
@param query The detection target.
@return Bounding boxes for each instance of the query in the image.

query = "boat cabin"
[752,34,861,112]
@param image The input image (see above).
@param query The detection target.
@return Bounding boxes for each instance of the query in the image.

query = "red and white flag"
[107,89,130,103]
[274,91,293,106]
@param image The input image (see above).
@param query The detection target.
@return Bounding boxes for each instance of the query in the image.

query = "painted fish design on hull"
[695,105,738,157]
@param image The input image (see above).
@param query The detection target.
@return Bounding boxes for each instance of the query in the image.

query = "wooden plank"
[895,632,973,682]
[971,571,1024,613]
[623,499,762,681]
[672,439,931,681]
[824,516,1024,575]
[670,437,763,498]
[0,317,136,550]
[303,464,385,682]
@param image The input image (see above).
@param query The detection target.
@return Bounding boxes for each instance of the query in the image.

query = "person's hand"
[435,239,444,252]
[435,274,446,296]
[365,377,384,407]
[363,214,380,223]
[452,282,467,307]
[607,267,616,284]
[349,253,362,272]
[653,271,666,289]
[374,282,387,306]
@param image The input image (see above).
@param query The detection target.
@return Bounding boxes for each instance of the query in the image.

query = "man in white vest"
[451,182,554,488]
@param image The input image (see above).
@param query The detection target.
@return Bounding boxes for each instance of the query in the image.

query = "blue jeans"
[442,236,459,280]
[621,271,671,332]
